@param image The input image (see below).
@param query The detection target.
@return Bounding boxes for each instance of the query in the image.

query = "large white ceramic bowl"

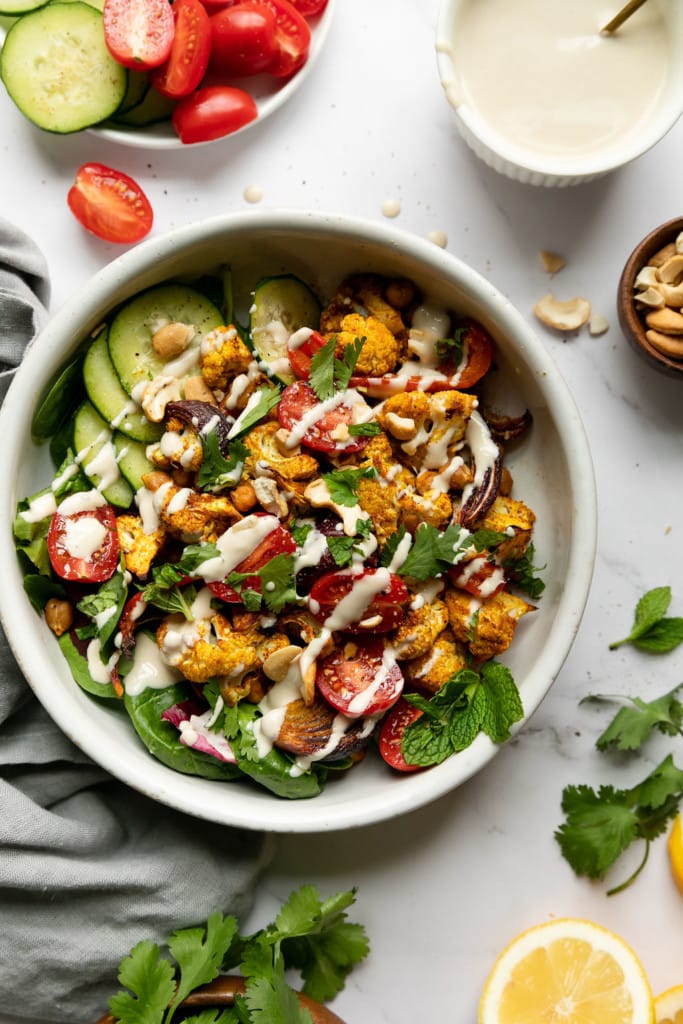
[435,0,683,187]
[0,210,597,832]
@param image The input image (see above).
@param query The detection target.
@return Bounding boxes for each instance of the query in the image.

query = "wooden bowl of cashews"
[618,216,683,378]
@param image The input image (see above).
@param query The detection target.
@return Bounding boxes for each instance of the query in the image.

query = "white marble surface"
[2,0,683,1020]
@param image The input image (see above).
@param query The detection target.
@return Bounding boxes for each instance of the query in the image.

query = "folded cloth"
[0,222,271,1024]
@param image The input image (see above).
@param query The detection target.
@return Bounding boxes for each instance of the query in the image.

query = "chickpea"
[44,598,74,637]
[230,481,258,513]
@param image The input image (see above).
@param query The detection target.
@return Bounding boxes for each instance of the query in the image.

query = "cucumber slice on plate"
[249,274,321,385]
[108,284,224,397]
[0,2,127,132]
[73,400,133,508]
[83,330,162,444]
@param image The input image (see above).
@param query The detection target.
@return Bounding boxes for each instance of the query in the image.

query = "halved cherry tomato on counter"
[102,0,174,70]
[378,697,425,772]
[47,504,120,583]
[277,380,368,454]
[316,639,404,718]
[151,0,212,97]
[172,85,258,143]
[208,4,280,76]
[287,329,328,379]
[208,522,296,603]
[67,163,154,244]
[309,569,409,634]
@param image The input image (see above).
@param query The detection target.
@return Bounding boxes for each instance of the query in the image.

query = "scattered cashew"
[538,250,566,274]
[588,314,609,337]
[533,293,591,332]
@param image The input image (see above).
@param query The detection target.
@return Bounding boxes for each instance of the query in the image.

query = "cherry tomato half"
[208,4,279,77]
[151,0,212,97]
[287,329,328,380]
[316,639,404,718]
[67,163,154,244]
[47,504,120,583]
[103,0,174,70]
[378,697,425,772]
[287,0,327,16]
[277,380,368,454]
[205,0,310,76]
[208,522,296,603]
[448,554,506,600]
[309,569,409,634]
[171,85,258,143]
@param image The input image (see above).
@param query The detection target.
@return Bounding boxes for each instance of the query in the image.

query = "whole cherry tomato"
[102,0,174,70]
[315,639,404,718]
[47,504,120,582]
[151,0,212,97]
[67,163,153,244]
[171,85,258,143]
[208,4,280,77]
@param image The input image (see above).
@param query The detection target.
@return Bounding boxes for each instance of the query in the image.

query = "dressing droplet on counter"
[427,230,448,248]
[381,198,401,219]
[243,184,264,204]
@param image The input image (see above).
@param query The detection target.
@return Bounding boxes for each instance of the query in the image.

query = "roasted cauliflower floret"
[330,312,401,377]
[200,325,253,390]
[393,598,450,660]
[320,274,408,341]
[444,587,535,661]
[116,514,166,577]
[243,422,319,481]
[147,479,241,543]
[157,612,261,684]
[475,495,536,563]
[378,390,478,471]
[398,490,452,531]
[403,628,467,695]
[146,419,203,474]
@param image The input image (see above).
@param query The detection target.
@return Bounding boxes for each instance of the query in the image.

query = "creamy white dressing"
[124,633,184,696]
[84,440,120,491]
[57,490,107,516]
[227,389,268,439]
[195,514,280,582]
[166,487,192,515]
[284,389,368,449]
[450,0,672,159]
[304,478,370,536]
[178,710,235,762]
[460,410,499,510]
[86,638,119,685]
[386,531,413,573]
[347,646,401,715]
[20,491,57,523]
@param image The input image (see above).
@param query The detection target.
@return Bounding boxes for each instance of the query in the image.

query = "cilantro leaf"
[504,542,546,600]
[397,523,471,582]
[166,913,239,1023]
[434,326,467,363]
[76,568,128,651]
[228,386,282,439]
[609,586,683,652]
[347,422,381,437]
[478,661,525,743]
[140,545,219,618]
[379,526,408,569]
[326,521,373,568]
[259,553,297,613]
[197,435,248,492]
[333,337,365,392]
[308,336,366,401]
[108,940,176,1024]
[555,784,639,881]
[291,522,313,547]
[585,686,683,752]
[322,466,375,508]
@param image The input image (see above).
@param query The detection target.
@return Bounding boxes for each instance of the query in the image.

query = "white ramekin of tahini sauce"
[436,0,683,186]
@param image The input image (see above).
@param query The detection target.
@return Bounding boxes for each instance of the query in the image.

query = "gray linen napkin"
[0,221,271,1024]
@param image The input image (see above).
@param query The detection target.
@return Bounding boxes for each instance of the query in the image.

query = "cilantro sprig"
[107,886,369,1024]
[322,466,376,507]
[402,662,524,766]
[609,585,683,653]
[309,336,365,401]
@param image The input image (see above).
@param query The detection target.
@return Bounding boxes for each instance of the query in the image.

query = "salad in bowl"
[0,212,596,831]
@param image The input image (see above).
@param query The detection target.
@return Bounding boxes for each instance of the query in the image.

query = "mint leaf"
[609,586,683,651]
[478,661,524,743]
[109,940,176,1024]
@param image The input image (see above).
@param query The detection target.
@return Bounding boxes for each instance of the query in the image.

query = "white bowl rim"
[435,0,683,180]
[0,209,598,832]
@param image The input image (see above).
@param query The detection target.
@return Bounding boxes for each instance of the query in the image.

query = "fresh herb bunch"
[556,586,683,895]
[108,886,369,1024]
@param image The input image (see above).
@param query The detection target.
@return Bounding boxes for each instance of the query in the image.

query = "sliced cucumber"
[0,2,127,133]
[0,0,47,15]
[73,401,133,508]
[31,347,85,441]
[249,274,321,385]
[115,69,150,116]
[114,435,154,492]
[108,284,224,397]
[111,84,175,127]
[83,330,162,444]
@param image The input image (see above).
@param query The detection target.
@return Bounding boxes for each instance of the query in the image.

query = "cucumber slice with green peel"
[107,284,224,397]
[110,84,175,126]
[0,0,47,16]
[31,347,86,441]
[73,401,133,508]
[83,331,162,444]
[115,69,149,116]
[249,274,321,385]
[0,3,127,133]
[114,435,154,492]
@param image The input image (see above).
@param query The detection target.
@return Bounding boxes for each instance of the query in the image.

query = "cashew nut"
[383,411,417,440]
[152,322,196,359]
[533,293,591,332]
[140,376,182,422]
[646,329,683,360]
[634,266,660,289]
[183,375,217,404]
[538,250,566,274]
[262,644,303,683]
[656,254,683,286]
[645,308,683,335]
[634,287,665,309]
[588,314,609,336]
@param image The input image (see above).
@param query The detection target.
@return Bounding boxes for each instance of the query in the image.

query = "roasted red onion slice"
[166,400,233,455]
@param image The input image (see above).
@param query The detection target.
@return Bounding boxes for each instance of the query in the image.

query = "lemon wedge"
[478,918,654,1024]
[667,815,683,895]
[655,986,683,1024]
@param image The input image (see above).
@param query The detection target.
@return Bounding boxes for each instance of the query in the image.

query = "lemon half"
[655,985,683,1024]
[478,917,654,1024]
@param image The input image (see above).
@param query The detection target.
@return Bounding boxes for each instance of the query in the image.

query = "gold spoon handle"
[601,0,649,34]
